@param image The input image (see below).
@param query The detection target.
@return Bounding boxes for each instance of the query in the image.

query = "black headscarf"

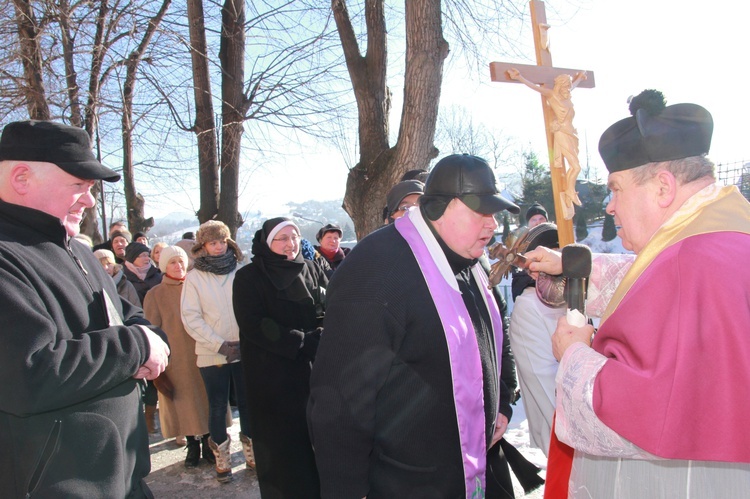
[251,217,312,302]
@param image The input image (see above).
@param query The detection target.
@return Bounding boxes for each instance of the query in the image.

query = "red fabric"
[318,246,339,261]
[592,233,750,462]
[543,417,573,499]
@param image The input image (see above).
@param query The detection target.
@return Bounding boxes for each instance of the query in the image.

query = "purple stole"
[395,210,503,498]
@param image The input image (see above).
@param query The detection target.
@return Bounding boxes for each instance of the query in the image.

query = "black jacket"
[309,222,514,498]
[0,200,164,498]
[123,264,162,304]
[234,254,327,498]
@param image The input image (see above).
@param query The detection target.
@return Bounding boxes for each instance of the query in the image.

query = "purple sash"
[396,211,503,498]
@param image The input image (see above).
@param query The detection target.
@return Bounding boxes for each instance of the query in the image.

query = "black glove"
[218,341,241,363]
[299,327,323,362]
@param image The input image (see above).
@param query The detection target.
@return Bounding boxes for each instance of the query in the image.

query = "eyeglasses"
[272,234,300,244]
[396,202,419,212]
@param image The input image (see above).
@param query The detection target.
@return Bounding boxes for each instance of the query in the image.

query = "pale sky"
[145,0,749,220]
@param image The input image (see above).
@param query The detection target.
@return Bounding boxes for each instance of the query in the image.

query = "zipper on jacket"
[26,419,62,497]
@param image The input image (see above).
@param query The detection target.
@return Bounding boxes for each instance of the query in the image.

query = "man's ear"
[8,162,33,195]
[654,169,677,208]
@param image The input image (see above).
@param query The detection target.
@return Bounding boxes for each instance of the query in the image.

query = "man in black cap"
[524,202,548,228]
[314,223,350,277]
[384,179,424,224]
[526,90,750,496]
[0,121,169,498]
[309,154,525,498]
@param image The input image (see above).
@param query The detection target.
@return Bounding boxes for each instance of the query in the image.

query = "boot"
[184,436,201,468]
[201,434,215,465]
[144,404,158,434]
[208,436,233,483]
[239,433,256,470]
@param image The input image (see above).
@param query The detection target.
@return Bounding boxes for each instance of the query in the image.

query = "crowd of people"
[1,86,748,499]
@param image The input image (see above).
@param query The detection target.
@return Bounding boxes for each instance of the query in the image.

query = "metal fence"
[716,160,750,200]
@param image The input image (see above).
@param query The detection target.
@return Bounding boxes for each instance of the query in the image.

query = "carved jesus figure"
[508,68,587,219]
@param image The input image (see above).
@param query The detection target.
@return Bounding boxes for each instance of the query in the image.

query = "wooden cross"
[489,0,595,247]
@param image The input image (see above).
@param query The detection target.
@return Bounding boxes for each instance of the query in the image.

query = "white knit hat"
[158,245,188,274]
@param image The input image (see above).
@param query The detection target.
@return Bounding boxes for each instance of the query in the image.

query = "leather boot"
[201,434,215,465]
[144,404,158,434]
[208,436,233,483]
[239,433,256,470]
[184,436,201,468]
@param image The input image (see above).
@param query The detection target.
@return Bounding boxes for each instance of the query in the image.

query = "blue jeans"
[199,362,251,444]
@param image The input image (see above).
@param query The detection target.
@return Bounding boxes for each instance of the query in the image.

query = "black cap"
[316,223,342,242]
[525,202,548,225]
[598,90,713,173]
[386,180,424,216]
[124,242,151,263]
[0,121,120,182]
[421,154,519,220]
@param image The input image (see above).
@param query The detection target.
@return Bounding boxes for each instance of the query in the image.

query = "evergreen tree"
[602,213,617,242]
[575,214,588,241]
[520,151,555,222]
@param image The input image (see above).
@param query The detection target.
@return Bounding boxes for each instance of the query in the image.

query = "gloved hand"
[298,327,323,362]
[218,341,241,363]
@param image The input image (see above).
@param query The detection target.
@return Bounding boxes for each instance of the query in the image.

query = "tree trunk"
[12,0,50,120]
[187,0,219,224]
[334,0,447,238]
[217,0,248,238]
[120,0,171,235]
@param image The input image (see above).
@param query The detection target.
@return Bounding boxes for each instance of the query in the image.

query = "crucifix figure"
[508,67,587,217]
[489,0,595,245]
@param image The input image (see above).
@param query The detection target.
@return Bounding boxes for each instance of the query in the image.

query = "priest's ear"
[654,169,677,208]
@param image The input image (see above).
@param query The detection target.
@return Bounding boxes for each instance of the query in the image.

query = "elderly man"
[526,90,750,496]
[0,121,169,498]
[309,154,522,498]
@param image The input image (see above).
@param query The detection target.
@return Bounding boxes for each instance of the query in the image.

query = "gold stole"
[601,185,750,324]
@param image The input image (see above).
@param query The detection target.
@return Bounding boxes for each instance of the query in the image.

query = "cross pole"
[489,0,595,247]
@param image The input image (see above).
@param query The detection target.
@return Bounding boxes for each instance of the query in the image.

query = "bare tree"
[121,0,173,235]
[332,0,527,237]
[333,0,447,238]
[11,0,50,120]
[181,0,345,237]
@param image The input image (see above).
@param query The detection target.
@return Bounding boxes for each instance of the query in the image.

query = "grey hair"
[631,155,715,186]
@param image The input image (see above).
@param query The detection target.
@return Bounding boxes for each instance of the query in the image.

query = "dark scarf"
[251,226,311,303]
[193,250,237,275]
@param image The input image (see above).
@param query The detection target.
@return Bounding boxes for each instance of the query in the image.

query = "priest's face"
[433,198,498,259]
[606,169,663,254]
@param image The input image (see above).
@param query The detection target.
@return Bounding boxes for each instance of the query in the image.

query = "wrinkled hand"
[523,246,562,279]
[218,341,241,363]
[551,316,595,361]
[134,326,170,380]
[491,414,509,447]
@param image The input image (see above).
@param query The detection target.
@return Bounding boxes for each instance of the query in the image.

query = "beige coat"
[143,276,209,438]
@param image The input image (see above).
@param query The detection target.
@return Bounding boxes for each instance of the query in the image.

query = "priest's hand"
[524,246,562,278]
[552,316,595,361]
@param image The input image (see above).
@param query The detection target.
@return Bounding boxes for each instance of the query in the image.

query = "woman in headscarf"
[180,220,253,483]
[122,241,162,304]
[233,217,328,499]
[142,246,214,467]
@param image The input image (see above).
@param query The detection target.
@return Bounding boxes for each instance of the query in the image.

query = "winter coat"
[309,221,515,498]
[114,269,142,308]
[181,267,239,367]
[122,264,162,304]
[143,276,210,438]
[233,250,327,499]
[0,200,162,499]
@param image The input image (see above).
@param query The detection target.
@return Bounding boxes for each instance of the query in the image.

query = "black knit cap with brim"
[421,153,519,220]
[0,120,121,182]
[598,90,713,173]
[124,242,150,263]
